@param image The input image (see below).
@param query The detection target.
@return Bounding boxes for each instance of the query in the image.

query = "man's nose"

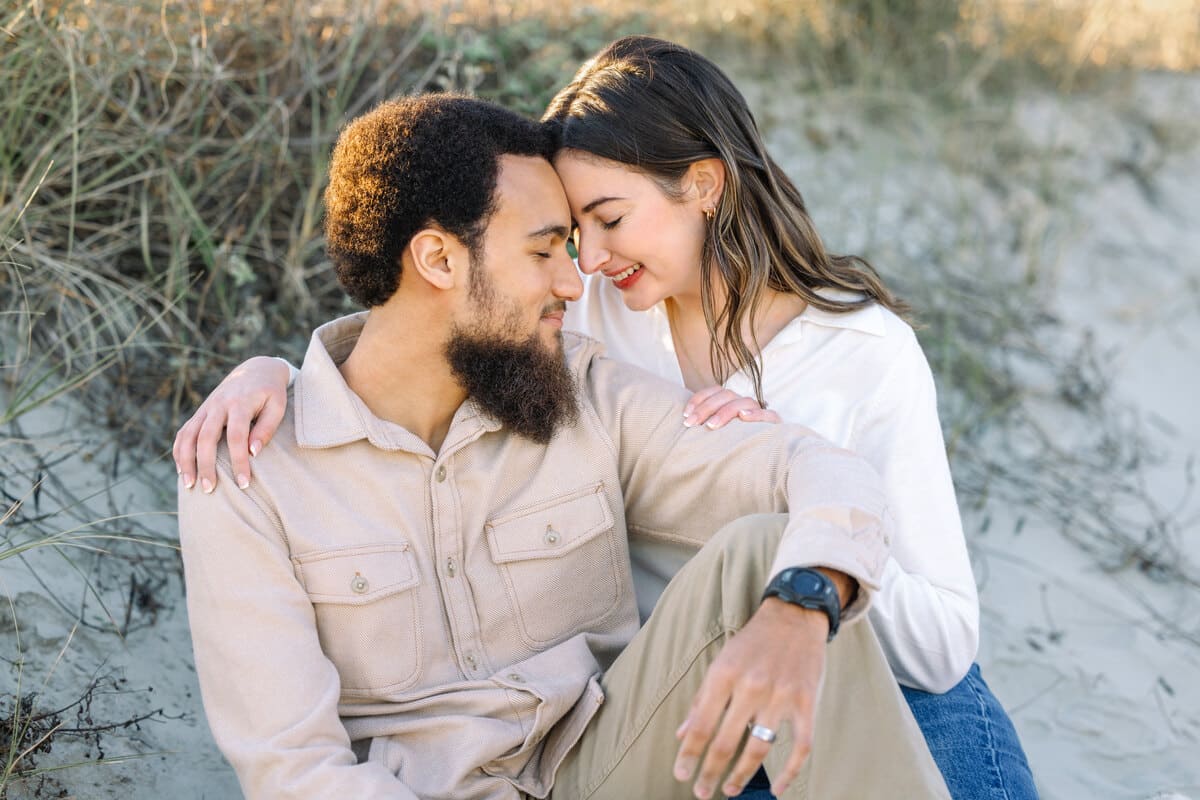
[553,250,583,301]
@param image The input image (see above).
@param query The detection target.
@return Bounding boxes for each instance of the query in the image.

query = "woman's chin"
[619,289,662,313]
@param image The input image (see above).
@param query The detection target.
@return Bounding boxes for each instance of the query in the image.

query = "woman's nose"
[575,232,610,275]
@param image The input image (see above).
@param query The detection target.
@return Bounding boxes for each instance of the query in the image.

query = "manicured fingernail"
[201,478,214,494]
[683,415,697,428]
[705,420,719,429]
[683,405,694,417]
[250,440,261,457]
[236,474,250,490]
[674,759,695,781]
[175,463,182,475]
[183,475,195,490]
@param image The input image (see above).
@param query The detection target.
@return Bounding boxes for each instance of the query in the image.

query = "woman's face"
[553,149,708,311]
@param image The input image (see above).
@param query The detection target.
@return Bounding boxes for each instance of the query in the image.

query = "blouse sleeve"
[277,357,300,387]
[850,329,979,692]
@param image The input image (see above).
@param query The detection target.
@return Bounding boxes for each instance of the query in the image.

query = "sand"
[2,71,1197,798]
[752,69,1200,798]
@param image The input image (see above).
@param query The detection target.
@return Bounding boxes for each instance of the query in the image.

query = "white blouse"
[566,273,979,692]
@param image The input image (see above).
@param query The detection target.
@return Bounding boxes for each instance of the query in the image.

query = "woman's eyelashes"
[600,216,623,231]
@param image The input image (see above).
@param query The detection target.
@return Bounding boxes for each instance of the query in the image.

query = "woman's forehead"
[553,150,652,207]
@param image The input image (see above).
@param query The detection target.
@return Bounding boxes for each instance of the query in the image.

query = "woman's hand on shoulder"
[173,356,292,494]
[683,385,781,430]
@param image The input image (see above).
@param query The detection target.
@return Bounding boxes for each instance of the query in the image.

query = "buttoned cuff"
[768,517,886,625]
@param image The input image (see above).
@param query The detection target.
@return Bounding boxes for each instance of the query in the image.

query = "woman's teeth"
[613,264,640,281]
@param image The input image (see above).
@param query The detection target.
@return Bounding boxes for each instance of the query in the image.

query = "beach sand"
[2,71,1197,799]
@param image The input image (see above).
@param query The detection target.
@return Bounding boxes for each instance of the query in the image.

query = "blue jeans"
[734,663,1037,799]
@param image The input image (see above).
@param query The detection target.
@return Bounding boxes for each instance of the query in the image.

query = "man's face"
[445,156,583,443]
[461,155,581,352]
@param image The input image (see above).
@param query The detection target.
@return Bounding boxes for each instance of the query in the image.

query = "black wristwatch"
[761,567,842,642]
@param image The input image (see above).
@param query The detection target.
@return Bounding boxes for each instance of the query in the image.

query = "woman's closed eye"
[600,216,623,230]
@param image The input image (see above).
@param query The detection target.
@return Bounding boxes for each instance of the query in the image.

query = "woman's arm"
[852,333,979,692]
[173,356,294,493]
[679,335,980,692]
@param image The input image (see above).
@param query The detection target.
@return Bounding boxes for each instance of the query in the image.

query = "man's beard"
[445,269,578,444]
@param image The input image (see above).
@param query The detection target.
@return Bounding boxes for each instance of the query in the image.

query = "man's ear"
[406,227,468,291]
[685,157,727,211]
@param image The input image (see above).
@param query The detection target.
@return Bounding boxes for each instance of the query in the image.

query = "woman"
[175,36,1037,799]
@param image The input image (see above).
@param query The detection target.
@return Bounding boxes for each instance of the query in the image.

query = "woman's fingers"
[738,407,782,425]
[684,390,780,430]
[247,393,287,459]
[195,410,229,493]
[173,356,294,491]
[683,385,728,418]
[684,389,742,428]
[174,411,204,490]
[225,407,254,490]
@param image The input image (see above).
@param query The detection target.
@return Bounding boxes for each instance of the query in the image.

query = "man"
[177,94,948,800]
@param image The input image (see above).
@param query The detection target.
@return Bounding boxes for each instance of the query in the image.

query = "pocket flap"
[293,543,420,605]
[487,483,613,564]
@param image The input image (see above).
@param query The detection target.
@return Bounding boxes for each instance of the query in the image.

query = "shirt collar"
[645,289,886,363]
[777,289,888,346]
[292,312,501,455]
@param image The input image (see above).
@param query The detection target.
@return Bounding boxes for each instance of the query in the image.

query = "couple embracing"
[175,36,1036,800]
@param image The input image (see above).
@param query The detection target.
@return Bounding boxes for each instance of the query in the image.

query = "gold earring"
[704,207,715,222]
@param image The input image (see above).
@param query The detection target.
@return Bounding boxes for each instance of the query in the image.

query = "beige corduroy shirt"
[179,312,891,800]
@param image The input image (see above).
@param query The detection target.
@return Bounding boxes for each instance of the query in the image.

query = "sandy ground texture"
[749,69,1200,798]
[2,72,1198,798]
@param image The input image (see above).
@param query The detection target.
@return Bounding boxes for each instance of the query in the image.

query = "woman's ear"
[406,227,467,292]
[686,157,727,211]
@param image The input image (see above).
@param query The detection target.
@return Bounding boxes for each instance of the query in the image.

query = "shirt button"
[435,465,447,482]
[508,673,524,683]
[465,653,478,670]
[350,574,369,594]
[544,527,561,546]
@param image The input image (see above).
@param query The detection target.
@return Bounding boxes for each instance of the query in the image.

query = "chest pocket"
[486,483,621,646]
[293,543,423,696]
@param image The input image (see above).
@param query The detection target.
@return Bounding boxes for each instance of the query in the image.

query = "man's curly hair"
[324,94,553,308]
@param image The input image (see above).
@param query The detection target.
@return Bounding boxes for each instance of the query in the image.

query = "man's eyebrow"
[527,224,570,240]
[581,196,624,214]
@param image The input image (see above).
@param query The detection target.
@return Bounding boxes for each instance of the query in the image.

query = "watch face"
[790,571,826,596]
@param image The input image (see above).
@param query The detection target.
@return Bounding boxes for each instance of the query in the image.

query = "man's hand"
[673,598,829,799]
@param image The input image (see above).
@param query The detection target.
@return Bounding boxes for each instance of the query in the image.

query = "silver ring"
[747,723,777,744]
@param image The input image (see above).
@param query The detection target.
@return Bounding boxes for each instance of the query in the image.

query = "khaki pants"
[548,515,950,800]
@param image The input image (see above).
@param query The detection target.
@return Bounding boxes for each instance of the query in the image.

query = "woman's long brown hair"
[543,36,908,403]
